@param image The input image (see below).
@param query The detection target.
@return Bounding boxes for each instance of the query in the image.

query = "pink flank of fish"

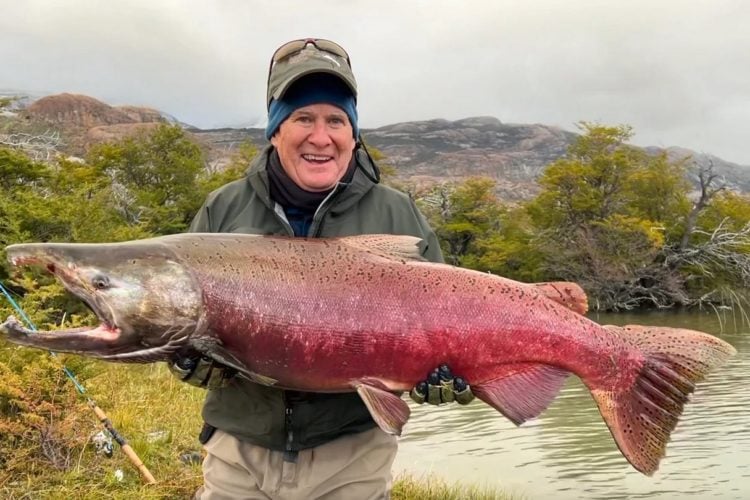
[0,233,736,476]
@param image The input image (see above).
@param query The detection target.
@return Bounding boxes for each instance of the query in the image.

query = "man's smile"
[301,153,334,164]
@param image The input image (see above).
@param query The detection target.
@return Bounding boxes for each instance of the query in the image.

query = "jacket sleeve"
[409,198,445,264]
[189,202,212,233]
[421,226,444,264]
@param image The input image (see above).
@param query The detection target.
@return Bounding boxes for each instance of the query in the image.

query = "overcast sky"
[2,0,748,164]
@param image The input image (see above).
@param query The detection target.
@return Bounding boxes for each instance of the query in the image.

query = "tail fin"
[592,325,736,475]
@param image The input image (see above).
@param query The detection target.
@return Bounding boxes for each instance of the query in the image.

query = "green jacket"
[190,145,444,452]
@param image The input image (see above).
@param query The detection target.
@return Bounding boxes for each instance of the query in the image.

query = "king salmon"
[0,233,736,475]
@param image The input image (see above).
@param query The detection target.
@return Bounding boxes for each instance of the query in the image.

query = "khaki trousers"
[194,427,398,500]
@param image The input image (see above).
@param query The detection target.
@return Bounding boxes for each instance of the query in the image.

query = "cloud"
[1,0,748,163]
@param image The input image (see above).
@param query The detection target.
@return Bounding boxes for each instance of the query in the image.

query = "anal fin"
[354,379,411,436]
[473,363,570,425]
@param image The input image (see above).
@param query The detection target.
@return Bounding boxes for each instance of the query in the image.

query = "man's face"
[271,103,356,192]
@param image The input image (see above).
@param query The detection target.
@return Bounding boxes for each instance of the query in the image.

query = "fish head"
[3,240,203,361]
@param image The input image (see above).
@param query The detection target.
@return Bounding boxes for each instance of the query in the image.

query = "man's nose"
[307,120,332,147]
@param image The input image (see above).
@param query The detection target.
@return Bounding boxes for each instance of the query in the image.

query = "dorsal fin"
[341,234,426,262]
[530,281,589,315]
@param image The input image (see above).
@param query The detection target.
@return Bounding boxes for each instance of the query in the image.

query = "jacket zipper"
[278,183,342,457]
[309,183,343,237]
[272,203,295,236]
[282,394,298,462]
[285,405,294,452]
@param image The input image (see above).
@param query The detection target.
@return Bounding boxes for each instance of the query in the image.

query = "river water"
[392,310,749,499]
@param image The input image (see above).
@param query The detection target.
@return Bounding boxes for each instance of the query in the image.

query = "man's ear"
[270,134,279,148]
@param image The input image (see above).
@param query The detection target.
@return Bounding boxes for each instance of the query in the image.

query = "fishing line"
[0,279,157,484]
[0,281,86,393]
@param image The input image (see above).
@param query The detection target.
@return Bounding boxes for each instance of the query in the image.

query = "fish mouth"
[12,253,119,332]
[2,251,127,354]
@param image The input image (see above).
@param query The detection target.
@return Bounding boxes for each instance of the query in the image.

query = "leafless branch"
[679,159,727,250]
[0,130,63,162]
[668,218,750,285]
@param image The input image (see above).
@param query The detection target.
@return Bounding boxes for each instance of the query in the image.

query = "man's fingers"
[438,364,453,381]
[440,380,455,402]
[409,382,428,404]
[453,377,475,405]
[411,366,473,405]
[427,383,442,404]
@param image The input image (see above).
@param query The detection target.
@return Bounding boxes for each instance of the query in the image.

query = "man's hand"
[168,353,236,389]
[409,364,475,405]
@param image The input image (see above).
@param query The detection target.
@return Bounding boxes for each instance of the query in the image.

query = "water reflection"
[393,311,749,499]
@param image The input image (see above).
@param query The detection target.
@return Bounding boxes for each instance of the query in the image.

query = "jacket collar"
[246,145,380,214]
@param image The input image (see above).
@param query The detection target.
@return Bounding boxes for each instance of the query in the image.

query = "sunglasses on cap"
[268,38,352,74]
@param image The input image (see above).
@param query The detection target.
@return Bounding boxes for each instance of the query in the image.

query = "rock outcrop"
[21,93,167,153]
[25,93,164,129]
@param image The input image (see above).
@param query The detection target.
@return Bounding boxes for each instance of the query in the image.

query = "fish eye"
[91,275,110,290]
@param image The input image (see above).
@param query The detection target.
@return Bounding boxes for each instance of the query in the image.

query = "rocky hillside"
[4,93,169,154]
[2,92,749,200]
[361,117,575,199]
[26,93,163,128]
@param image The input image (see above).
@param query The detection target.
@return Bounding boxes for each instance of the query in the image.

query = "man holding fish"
[1,38,735,500]
[172,38,470,499]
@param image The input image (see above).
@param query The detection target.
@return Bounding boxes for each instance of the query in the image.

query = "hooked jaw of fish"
[0,242,204,362]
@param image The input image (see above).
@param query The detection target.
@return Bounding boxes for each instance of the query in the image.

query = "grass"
[0,359,518,499]
[393,473,520,500]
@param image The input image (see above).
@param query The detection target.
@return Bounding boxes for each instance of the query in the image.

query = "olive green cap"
[266,45,357,110]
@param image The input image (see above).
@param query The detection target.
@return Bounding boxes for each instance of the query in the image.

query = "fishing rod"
[0,280,157,485]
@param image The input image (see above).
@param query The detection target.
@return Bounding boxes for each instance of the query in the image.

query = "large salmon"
[0,233,736,475]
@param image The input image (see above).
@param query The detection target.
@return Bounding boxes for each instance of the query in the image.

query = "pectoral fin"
[473,363,570,425]
[354,380,411,436]
[189,334,278,386]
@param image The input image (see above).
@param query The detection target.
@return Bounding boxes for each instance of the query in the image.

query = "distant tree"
[86,124,206,234]
[624,152,692,240]
[697,190,750,233]
[199,139,257,195]
[0,148,52,255]
[677,160,727,250]
[419,177,505,266]
[527,123,643,229]
[465,206,546,282]
[662,190,750,304]
[524,123,693,309]
[0,147,49,190]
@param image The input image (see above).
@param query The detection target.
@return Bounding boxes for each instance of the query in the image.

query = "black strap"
[198,422,216,445]
[357,137,381,184]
